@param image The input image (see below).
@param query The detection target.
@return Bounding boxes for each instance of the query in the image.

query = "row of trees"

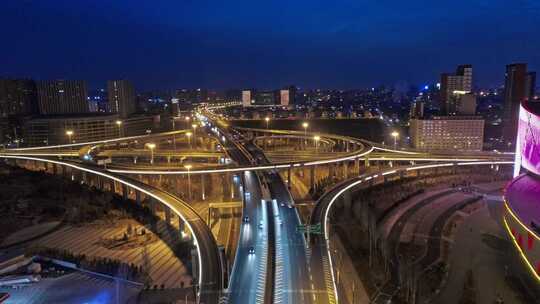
[26,246,148,282]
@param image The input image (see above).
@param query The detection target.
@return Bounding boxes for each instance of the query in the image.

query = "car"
[280,202,285,207]
[288,204,294,209]
[248,247,255,254]
[243,216,250,223]
[258,221,264,229]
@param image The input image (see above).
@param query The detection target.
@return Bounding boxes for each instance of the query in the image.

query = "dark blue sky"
[1,0,539,90]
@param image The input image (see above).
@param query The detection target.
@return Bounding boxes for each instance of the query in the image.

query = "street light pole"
[302,122,309,149]
[172,118,176,151]
[66,130,74,144]
[192,124,198,149]
[185,164,192,199]
[314,135,320,154]
[186,132,192,150]
[115,120,123,138]
[146,143,156,164]
[391,131,399,150]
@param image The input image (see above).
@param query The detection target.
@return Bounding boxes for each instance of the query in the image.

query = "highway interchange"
[0,105,514,304]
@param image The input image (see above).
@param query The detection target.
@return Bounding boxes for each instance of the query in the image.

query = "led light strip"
[503,216,540,282]
[4,129,189,151]
[321,160,513,302]
[0,155,204,290]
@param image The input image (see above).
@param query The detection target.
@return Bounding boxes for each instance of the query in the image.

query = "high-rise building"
[440,64,473,115]
[410,116,484,151]
[280,89,290,106]
[37,80,88,115]
[452,91,477,115]
[502,63,536,147]
[255,91,276,105]
[0,79,38,117]
[108,80,136,118]
[242,90,253,107]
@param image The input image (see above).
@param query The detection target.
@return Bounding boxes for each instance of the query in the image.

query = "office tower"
[108,80,136,118]
[410,100,424,119]
[37,80,89,115]
[242,90,253,107]
[410,116,484,151]
[440,64,473,115]
[255,91,276,105]
[0,79,38,117]
[280,89,291,106]
[452,92,477,115]
[502,63,536,147]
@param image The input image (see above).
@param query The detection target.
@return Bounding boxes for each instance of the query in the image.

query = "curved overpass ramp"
[0,155,223,304]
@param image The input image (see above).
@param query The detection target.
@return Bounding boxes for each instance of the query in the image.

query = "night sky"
[1,0,540,90]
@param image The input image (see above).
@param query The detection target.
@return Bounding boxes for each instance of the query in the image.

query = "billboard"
[517,104,540,176]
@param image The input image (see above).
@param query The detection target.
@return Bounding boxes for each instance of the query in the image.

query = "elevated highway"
[0,155,223,304]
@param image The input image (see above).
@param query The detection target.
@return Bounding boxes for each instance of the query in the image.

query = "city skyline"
[1,1,540,90]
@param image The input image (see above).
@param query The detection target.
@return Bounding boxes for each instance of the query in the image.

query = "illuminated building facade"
[504,99,540,283]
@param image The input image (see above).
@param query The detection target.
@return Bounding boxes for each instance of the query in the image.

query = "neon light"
[503,216,540,282]
[504,200,540,241]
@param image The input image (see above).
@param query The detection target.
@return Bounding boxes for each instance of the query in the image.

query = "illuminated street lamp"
[66,130,74,144]
[186,131,192,149]
[314,135,321,154]
[115,120,123,138]
[302,122,309,149]
[145,142,156,164]
[185,164,193,199]
[391,131,399,149]
[265,117,270,129]
[191,124,198,148]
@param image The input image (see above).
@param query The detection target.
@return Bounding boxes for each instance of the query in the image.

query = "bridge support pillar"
[201,174,206,200]
[365,157,370,168]
[355,158,361,176]
[122,184,128,201]
[52,163,58,175]
[179,219,186,239]
[136,190,141,204]
[82,172,87,185]
[343,162,348,179]
[110,180,116,193]
[165,208,171,224]
[310,166,315,191]
[133,156,137,164]
[287,167,291,189]
[97,176,104,190]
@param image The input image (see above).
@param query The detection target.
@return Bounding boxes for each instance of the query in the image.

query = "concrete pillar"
[201,174,206,200]
[110,180,116,193]
[122,184,128,200]
[136,190,141,204]
[355,158,361,176]
[287,167,291,189]
[179,218,186,234]
[52,163,58,175]
[364,157,370,168]
[165,208,172,224]
[310,166,315,191]
[343,161,348,179]
[97,176,104,190]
